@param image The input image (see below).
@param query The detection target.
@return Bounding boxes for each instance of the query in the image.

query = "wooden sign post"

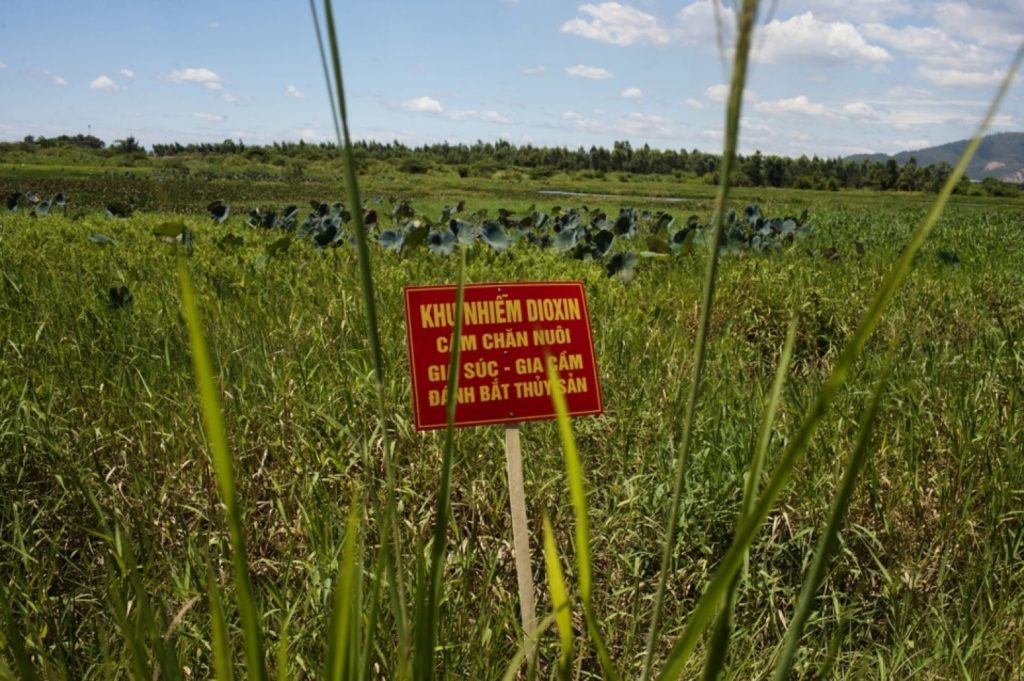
[504,423,537,650]
[403,281,603,648]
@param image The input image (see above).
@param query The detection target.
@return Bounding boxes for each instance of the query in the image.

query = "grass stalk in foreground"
[179,262,267,681]
[702,317,796,681]
[415,248,467,680]
[546,356,619,679]
[318,0,411,665]
[640,0,760,678]
[542,513,573,681]
[324,500,363,681]
[654,43,1024,681]
[771,368,889,680]
[500,614,557,681]
[206,558,232,681]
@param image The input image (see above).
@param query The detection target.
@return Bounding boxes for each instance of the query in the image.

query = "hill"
[848,132,1024,182]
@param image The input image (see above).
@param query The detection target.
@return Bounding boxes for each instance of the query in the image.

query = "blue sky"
[1,0,1021,157]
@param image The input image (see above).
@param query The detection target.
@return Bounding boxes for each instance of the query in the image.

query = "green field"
[2,155,1024,678]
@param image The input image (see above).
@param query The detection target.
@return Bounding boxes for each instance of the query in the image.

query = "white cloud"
[449,109,512,124]
[208,21,221,29]
[618,112,674,137]
[754,95,826,116]
[292,126,333,143]
[861,107,1013,129]
[705,84,729,103]
[621,87,643,98]
[561,2,671,46]
[42,69,67,86]
[284,84,305,99]
[222,93,240,103]
[166,67,223,91]
[685,97,706,110]
[892,139,931,150]
[565,64,614,80]
[917,66,1010,88]
[0,62,6,70]
[192,112,225,122]
[89,75,120,92]
[565,110,675,138]
[842,101,877,118]
[705,83,756,104]
[523,65,546,75]
[756,12,891,64]
[932,1,1024,49]
[886,85,933,99]
[120,68,135,79]
[785,0,913,23]
[402,95,443,113]
[582,1,893,70]
[675,0,734,46]
[859,23,995,69]
[675,5,891,65]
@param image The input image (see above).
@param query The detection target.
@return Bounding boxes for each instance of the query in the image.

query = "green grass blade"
[104,555,153,681]
[115,521,184,681]
[542,514,573,680]
[179,263,267,681]
[361,543,386,681]
[702,317,796,681]
[317,0,410,658]
[639,1,760,678]
[771,370,889,681]
[544,357,593,601]
[2,588,42,681]
[325,501,362,681]
[745,318,797,523]
[415,248,467,681]
[545,356,619,680]
[208,560,234,681]
[655,45,1024,681]
[275,618,289,681]
[500,614,557,681]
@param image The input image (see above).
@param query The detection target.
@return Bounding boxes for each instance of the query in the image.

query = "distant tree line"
[4,134,1020,195]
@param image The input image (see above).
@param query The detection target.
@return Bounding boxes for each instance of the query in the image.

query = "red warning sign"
[403,281,603,430]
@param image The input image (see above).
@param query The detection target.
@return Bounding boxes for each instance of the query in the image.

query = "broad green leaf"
[426,229,456,256]
[378,229,405,253]
[88,233,115,246]
[481,221,511,252]
[605,252,638,282]
[553,227,579,251]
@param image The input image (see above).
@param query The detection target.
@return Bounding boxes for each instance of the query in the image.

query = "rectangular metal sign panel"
[404,281,603,430]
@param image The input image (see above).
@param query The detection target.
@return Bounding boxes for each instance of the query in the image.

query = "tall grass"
[2,0,1023,678]
[640,1,760,676]
[180,262,267,681]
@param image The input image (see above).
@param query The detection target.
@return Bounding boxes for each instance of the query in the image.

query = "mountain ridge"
[846,132,1024,183]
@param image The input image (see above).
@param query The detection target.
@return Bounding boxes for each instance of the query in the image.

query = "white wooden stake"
[504,423,537,660]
